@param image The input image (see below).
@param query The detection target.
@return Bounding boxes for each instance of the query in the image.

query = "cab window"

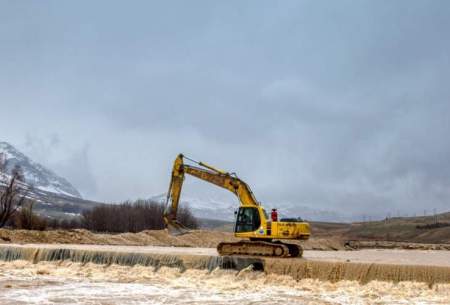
[235,207,260,233]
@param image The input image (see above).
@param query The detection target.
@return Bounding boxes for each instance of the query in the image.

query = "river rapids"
[1,260,449,305]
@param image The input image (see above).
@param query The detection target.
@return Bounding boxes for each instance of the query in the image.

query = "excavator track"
[217,241,303,258]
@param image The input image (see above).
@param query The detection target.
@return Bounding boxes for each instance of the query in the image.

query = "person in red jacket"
[271,208,278,222]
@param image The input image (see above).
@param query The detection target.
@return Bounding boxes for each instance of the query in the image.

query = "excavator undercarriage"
[217,240,303,258]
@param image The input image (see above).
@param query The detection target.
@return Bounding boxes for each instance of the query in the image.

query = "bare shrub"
[0,173,27,228]
[82,199,198,233]
[13,201,48,231]
[11,164,25,182]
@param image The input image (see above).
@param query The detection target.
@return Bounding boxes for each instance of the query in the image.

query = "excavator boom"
[163,155,187,235]
[164,154,258,224]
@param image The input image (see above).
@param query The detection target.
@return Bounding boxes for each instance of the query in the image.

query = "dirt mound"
[0,229,344,250]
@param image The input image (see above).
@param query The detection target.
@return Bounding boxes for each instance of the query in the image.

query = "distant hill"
[0,142,80,198]
[150,193,347,222]
[344,212,450,244]
[0,170,102,219]
[197,218,233,230]
[0,141,101,218]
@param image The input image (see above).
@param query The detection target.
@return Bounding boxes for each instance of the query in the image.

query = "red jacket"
[271,210,278,222]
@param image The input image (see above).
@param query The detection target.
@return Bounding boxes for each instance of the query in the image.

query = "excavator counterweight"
[163,154,310,258]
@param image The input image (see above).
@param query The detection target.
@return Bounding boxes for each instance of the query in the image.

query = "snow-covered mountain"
[0,141,81,198]
[0,141,102,218]
[151,193,348,222]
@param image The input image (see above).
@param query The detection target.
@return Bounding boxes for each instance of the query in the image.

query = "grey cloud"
[1,1,450,217]
[52,144,98,198]
[21,134,97,198]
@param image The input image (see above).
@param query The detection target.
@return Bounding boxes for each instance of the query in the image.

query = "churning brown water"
[2,245,450,285]
[1,245,450,304]
[1,260,450,305]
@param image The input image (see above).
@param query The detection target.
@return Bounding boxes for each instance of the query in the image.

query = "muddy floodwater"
[6,244,450,267]
[1,261,449,305]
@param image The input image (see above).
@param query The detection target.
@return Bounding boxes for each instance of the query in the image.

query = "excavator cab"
[235,207,261,233]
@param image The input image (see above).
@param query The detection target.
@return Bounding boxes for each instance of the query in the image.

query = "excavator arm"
[163,154,259,234]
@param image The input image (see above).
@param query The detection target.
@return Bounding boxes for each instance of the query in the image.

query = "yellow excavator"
[163,154,310,257]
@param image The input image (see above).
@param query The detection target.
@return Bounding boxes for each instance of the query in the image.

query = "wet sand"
[4,243,450,267]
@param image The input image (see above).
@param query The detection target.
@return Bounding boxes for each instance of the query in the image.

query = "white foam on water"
[1,261,449,305]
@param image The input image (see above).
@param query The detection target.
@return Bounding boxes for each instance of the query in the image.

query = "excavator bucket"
[166,220,190,236]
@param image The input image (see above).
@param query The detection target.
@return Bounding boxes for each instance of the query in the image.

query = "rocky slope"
[0,141,80,198]
[0,142,101,218]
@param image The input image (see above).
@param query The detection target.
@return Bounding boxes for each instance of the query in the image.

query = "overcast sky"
[1,1,449,218]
